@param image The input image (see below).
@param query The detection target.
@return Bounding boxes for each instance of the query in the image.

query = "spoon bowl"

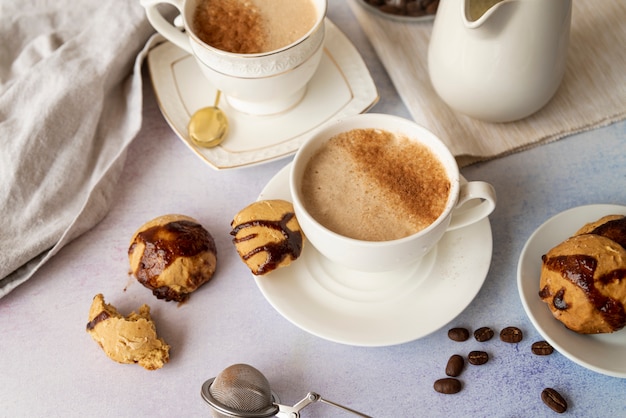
[188,90,229,148]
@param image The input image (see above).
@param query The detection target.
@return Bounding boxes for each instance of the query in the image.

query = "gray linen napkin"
[0,1,156,298]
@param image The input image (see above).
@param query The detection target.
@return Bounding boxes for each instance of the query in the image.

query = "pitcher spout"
[463,0,515,28]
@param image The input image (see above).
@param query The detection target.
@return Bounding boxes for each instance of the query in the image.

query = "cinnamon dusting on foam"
[302,128,451,241]
[193,0,317,54]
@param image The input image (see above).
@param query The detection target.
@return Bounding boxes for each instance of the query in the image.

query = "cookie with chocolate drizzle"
[231,200,305,275]
[539,215,626,334]
[129,214,217,302]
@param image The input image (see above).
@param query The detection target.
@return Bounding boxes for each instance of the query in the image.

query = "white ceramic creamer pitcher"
[428,0,572,122]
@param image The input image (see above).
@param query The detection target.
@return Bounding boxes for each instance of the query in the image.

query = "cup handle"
[447,181,496,231]
[140,0,192,54]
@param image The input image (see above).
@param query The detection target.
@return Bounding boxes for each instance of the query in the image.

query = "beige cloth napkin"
[0,1,156,298]
[348,0,626,166]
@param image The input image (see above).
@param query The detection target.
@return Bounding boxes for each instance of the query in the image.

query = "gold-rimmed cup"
[141,0,327,115]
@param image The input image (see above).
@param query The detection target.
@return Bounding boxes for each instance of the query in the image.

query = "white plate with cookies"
[517,204,626,378]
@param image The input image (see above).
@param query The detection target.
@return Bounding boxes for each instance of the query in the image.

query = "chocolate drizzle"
[545,254,597,293]
[231,212,303,275]
[589,217,626,248]
[86,310,111,331]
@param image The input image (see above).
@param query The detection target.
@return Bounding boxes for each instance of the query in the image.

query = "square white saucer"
[147,19,379,170]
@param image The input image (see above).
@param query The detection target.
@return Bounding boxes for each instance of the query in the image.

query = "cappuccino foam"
[301,128,451,242]
[193,0,317,54]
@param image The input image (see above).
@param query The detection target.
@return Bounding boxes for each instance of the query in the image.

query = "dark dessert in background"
[361,0,439,18]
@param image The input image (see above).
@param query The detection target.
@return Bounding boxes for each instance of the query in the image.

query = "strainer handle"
[276,392,372,418]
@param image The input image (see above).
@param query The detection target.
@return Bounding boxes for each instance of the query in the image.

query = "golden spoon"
[188,90,229,148]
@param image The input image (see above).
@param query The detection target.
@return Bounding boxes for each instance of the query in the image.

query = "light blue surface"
[1,2,624,417]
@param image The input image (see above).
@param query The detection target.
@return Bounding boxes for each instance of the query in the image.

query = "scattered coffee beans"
[474,326,494,342]
[448,327,470,342]
[531,341,554,356]
[468,350,489,365]
[434,378,462,394]
[541,388,567,413]
[500,326,523,343]
[445,354,465,377]
[439,326,566,412]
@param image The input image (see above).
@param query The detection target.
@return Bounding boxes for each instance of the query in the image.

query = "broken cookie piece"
[86,294,170,370]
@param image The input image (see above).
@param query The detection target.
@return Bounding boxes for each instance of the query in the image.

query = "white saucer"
[147,20,378,170]
[255,164,493,347]
[517,204,626,378]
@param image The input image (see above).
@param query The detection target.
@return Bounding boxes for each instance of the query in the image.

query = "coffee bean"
[468,350,489,365]
[541,388,567,413]
[531,340,554,355]
[445,354,465,377]
[447,327,470,342]
[433,378,462,394]
[474,326,494,342]
[500,326,523,343]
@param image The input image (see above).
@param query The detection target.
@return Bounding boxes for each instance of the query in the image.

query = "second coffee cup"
[141,0,328,115]
[290,113,496,272]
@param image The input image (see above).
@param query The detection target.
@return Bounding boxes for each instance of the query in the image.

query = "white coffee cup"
[141,0,327,115]
[290,113,496,272]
